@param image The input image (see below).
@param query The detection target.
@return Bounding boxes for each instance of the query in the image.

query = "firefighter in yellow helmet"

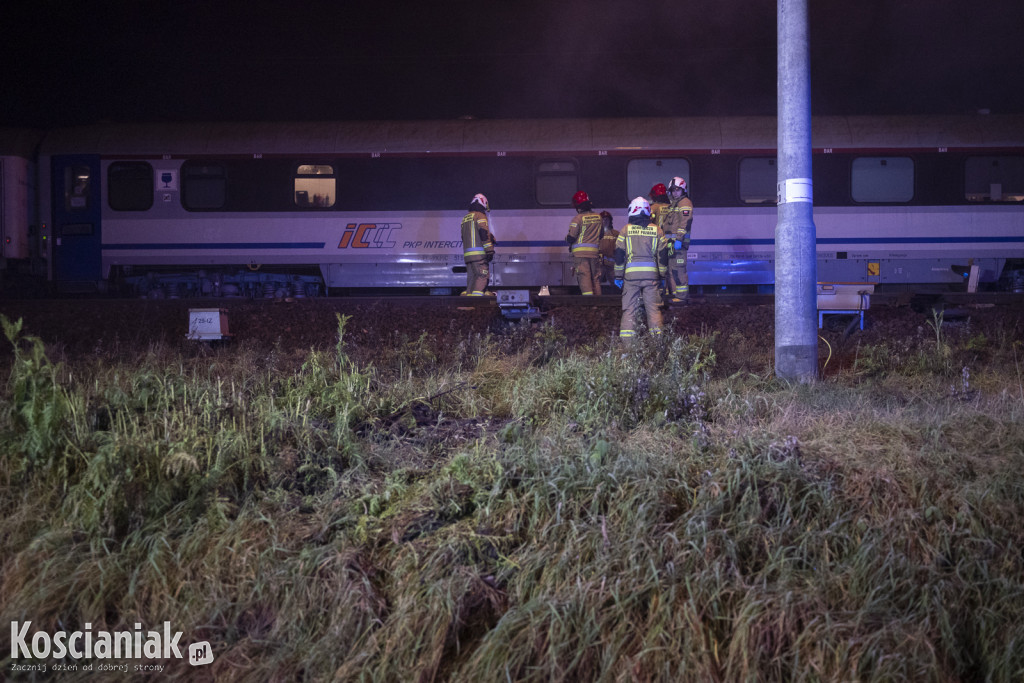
[566,190,604,295]
[662,176,694,303]
[614,197,669,341]
[460,193,496,296]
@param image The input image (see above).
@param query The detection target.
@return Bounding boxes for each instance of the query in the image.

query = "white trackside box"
[816,283,873,310]
[187,308,231,340]
[496,289,542,321]
[817,283,874,330]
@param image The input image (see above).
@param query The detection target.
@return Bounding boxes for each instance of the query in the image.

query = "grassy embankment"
[2,312,1023,681]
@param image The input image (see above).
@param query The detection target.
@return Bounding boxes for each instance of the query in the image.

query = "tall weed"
[1,316,76,483]
[508,331,716,430]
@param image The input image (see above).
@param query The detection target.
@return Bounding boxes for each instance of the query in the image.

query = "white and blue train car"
[14,115,1024,295]
[0,128,41,286]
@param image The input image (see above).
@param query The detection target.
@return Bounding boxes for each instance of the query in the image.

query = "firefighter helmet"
[669,176,687,193]
[628,196,651,217]
[572,190,590,207]
[649,183,668,198]
[472,193,490,211]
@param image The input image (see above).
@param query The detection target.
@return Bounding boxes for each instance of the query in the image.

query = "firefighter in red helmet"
[566,190,604,295]
[649,183,670,230]
[648,183,671,295]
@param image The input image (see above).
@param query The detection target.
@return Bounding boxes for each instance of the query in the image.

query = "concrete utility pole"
[775,0,818,381]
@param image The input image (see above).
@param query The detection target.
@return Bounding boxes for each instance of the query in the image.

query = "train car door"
[51,154,102,290]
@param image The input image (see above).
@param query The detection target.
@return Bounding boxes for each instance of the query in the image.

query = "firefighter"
[648,183,671,294]
[649,182,670,232]
[566,190,604,295]
[597,210,619,290]
[460,193,496,296]
[662,176,694,303]
[614,197,669,341]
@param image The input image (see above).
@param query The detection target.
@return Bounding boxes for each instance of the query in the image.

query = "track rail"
[6,291,1022,310]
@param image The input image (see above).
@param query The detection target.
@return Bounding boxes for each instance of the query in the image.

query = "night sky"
[4,0,1023,128]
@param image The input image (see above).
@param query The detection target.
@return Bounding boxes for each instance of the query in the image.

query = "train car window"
[65,165,92,211]
[182,163,227,210]
[294,164,336,208]
[965,156,1024,202]
[108,162,154,211]
[627,159,690,201]
[739,157,777,204]
[536,160,578,206]
[851,156,914,203]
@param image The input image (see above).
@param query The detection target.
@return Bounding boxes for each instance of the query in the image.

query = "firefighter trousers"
[667,251,689,299]
[619,278,663,339]
[573,256,601,296]
[465,260,490,295]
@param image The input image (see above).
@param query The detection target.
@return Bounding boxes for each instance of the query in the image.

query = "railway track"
[3,289,1020,361]
[368,290,1024,311]
[5,290,1021,311]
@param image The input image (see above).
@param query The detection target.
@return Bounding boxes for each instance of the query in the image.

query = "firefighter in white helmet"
[662,176,694,303]
[460,193,496,296]
[614,197,669,341]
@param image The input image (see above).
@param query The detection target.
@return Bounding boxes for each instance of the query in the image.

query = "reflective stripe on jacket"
[461,211,493,262]
[613,222,667,281]
[662,197,693,238]
[568,211,603,257]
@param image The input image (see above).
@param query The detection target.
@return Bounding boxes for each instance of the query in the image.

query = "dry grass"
[1,313,1023,681]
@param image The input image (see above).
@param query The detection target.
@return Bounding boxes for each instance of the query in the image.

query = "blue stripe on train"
[103,235,1024,251]
[105,242,327,249]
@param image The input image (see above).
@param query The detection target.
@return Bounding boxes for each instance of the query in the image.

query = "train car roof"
[0,128,44,156]
[36,115,1024,156]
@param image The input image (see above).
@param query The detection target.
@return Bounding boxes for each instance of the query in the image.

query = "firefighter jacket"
[661,196,694,239]
[599,227,619,261]
[567,210,603,258]
[461,210,494,263]
[650,201,669,231]
[614,220,668,281]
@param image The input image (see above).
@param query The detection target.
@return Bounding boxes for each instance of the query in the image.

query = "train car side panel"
[25,116,1024,296]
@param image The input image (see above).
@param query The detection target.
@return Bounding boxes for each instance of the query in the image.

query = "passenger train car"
[0,128,42,289]
[2,115,1023,297]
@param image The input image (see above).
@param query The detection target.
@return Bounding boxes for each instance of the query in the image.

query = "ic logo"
[189,641,214,666]
[338,223,400,249]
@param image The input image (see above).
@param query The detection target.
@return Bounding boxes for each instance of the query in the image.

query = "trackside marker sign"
[9,621,213,673]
